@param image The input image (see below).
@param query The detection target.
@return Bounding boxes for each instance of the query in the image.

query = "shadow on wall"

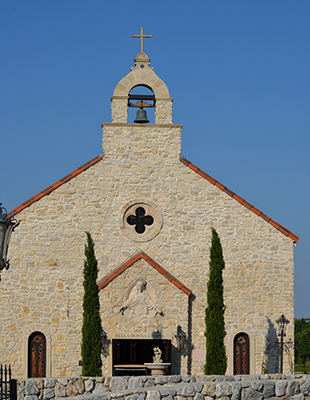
[187,293,195,375]
[171,344,181,375]
[262,317,279,373]
[171,293,195,375]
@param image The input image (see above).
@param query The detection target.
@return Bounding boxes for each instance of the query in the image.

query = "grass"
[294,360,310,374]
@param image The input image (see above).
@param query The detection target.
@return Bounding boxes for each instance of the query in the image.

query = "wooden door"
[234,333,250,374]
[28,332,46,378]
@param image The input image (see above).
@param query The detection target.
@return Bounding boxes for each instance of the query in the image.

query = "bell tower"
[110,27,173,125]
[102,28,182,162]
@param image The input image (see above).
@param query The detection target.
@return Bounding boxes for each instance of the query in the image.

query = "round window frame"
[119,199,163,242]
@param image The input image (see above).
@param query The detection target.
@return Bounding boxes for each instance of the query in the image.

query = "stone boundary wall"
[18,375,310,400]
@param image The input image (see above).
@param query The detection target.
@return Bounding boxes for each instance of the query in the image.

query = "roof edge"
[7,155,103,218]
[98,251,192,296]
[180,156,299,243]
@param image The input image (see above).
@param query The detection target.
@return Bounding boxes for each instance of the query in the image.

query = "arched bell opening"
[128,85,155,124]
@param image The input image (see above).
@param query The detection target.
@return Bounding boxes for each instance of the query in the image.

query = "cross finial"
[132,27,152,54]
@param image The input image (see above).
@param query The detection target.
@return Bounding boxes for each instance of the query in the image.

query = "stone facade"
[0,50,297,379]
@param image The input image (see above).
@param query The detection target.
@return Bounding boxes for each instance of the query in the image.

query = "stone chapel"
[1,34,298,379]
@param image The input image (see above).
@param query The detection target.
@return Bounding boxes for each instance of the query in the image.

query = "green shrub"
[204,228,227,375]
[81,232,102,376]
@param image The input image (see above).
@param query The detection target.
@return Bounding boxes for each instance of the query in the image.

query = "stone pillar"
[155,100,173,124]
[111,97,127,123]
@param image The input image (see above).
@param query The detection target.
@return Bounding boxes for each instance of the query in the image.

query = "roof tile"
[232,194,244,204]
[242,200,253,210]
[223,188,234,197]
[260,213,270,222]
[215,182,225,191]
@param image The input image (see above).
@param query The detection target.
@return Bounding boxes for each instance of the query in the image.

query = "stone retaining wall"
[18,375,310,400]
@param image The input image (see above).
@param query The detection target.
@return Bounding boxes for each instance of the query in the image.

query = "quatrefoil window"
[121,200,163,242]
[127,207,154,234]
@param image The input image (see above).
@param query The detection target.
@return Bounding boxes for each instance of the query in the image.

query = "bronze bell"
[134,107,149,124]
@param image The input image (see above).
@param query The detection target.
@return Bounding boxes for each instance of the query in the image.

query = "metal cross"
[132,27,152,53]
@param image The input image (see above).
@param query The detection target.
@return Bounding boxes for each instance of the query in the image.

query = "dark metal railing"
[0,365,16,400]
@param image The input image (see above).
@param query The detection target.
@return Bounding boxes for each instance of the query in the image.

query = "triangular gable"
[7,151,298,243]
[97,251,192,296]
[180,156,299,243]
[7,155,103,218]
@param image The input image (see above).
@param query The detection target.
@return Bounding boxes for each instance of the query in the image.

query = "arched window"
[28,332,46,378]
[234,332,250,374]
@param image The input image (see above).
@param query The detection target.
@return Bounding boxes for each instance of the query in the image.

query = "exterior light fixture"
[262,314,294,374]
[0,204,19,271]
[276,314,290,338]
[175,325,187,353]
[276,314,290,374]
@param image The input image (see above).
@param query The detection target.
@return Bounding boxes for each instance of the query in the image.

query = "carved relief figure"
[120,279,161,321]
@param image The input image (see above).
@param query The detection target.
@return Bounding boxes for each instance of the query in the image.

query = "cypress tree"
[204,227,227,375]
[81,232,102,376]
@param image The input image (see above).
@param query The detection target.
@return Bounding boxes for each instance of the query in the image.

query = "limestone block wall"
[17,375,310,400]
[154,100,173,124]
[101,123,182,161]
[111,98,127,123]
[1,122,295,378]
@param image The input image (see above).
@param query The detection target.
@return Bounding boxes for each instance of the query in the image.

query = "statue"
[153,346,163,363]
[120,279,161,321]
[144,345,171,375]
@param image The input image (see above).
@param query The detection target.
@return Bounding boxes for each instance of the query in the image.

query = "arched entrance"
[234,332,250,374]
[28,332,46,378]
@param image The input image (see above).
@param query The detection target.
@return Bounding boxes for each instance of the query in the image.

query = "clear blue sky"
[1,1,309,318]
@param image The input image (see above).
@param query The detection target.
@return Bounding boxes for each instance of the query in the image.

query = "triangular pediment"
[97,251,191,296]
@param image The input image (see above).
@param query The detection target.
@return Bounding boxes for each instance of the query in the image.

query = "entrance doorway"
[113,339,171,375]
[28,332,46,378]
[234,332,250,374]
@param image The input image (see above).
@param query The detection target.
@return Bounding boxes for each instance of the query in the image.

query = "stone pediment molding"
[97,251,191,296]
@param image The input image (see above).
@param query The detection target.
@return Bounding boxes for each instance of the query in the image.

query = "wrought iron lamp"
[276,314,290,374]
[175,325,187,353]
[262,314,294,374]
[0,204,19,271]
